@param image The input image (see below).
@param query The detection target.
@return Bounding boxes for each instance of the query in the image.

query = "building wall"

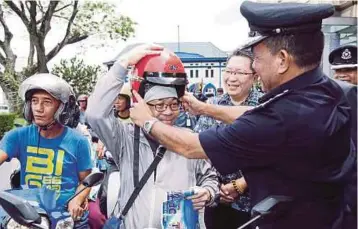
[254,0,357,77]
[184,62,226,87]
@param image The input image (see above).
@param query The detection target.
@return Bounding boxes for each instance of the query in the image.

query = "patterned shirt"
[194,88,263,212]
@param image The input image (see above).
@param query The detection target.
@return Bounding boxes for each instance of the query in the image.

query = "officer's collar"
[259,67,323,104]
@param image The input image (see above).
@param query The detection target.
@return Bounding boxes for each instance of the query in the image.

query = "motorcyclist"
[77,94,88,125]
[0,73,93,226]
[113,83,132,123]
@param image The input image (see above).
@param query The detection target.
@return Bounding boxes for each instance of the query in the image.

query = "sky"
[55,0,251,67]
[0,0,250,103]
[116,0,250,51]
[1,0,251,70]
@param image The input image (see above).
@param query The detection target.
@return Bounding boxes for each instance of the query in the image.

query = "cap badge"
[341,49,352,60]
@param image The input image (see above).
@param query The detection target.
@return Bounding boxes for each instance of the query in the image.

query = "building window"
[195,63,199,66]
[211,63,214,66]
[208,66,211,69]
[205,63,209,66]
[190,70,193,78]
[211,69,214,78]
[205,69,209,78]
[190,64,193,66]
[196,70,199,78]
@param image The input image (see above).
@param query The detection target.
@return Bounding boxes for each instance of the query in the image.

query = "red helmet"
[131,49,188,99]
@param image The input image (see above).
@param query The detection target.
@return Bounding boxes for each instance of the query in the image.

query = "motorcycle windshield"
[0,188,47,219]
[0,187,57,213]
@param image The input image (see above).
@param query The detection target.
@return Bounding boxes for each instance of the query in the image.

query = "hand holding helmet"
[118,43,164,68]
[181,92,207,116]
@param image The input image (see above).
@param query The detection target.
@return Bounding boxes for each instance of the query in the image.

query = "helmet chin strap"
[38,120,57,131]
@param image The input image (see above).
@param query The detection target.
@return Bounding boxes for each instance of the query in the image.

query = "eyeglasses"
[224,69,255,76]
[147,101,181,112]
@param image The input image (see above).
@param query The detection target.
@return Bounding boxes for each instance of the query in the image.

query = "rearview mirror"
[0,191,41,226]
[65,171,105,209]
[82,171,104,187]
[251,195,293,216]
[238,195,293,229]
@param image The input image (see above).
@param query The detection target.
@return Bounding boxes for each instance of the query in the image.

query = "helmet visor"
[143,72,188,86]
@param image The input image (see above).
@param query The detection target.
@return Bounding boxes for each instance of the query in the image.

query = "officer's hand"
[68,198,85,221]
[130,90,154,127]
[118,43,163,68]
[182,92,207,116]
[219,183,239,204]
[186,187,211,210]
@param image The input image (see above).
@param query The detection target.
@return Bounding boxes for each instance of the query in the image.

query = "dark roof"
[104,42,228,66]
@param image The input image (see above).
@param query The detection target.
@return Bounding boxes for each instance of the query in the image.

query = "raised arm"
[87,44,164,154]
[86,61,127,153]
[182,92,252,124]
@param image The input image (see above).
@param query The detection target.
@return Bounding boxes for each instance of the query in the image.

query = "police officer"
[129,1,355,229]
[329,45,357,85]
[329,45,357,149]
[329,45,357,229]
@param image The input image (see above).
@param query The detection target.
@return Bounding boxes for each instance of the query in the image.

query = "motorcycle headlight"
[6,216,50,229]
[55,217,74,229]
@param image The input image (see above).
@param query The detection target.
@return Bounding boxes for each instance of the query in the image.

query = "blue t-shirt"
[0,124,92,207]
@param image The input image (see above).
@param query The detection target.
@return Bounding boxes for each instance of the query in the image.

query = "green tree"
[0,1,136,112]
[52,57,101,96]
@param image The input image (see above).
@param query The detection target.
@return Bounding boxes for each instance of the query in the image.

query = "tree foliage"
[0,1,136,112]
[0,113,16,139]
[52,57,102,96]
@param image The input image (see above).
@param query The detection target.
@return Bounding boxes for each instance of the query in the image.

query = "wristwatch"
[143,118,159,135]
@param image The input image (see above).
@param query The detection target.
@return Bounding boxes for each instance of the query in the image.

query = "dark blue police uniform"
[199,1,356,229]
[329,45,357,148]
[329,45,357,229]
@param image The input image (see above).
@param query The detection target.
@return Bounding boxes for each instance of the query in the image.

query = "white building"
[104,42,229,96]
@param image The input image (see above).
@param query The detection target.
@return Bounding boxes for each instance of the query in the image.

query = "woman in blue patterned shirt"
[194,48,263,229]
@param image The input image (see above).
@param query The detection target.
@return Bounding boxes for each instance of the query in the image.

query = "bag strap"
[118,146,166,218]
[133,125,140,187]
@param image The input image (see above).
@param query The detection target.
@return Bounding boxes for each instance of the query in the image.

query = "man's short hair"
[262,31,324,68]
[229,48,255,72]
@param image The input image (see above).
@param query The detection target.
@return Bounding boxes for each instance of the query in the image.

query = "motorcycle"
[0,172,104,229]
[237,195,293,229]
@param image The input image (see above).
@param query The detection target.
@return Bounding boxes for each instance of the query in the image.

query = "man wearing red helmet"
[86,44,219,229]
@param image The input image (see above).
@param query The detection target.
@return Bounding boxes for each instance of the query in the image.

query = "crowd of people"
[0,1,357,229]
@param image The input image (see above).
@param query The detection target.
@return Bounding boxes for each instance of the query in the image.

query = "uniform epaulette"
[250,89,291,112]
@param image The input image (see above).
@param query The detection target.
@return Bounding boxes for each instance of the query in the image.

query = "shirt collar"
[219,87,262,106]
[259,67,323,104]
